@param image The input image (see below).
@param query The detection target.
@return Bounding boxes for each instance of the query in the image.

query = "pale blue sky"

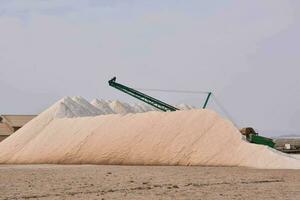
[0,0,300,136]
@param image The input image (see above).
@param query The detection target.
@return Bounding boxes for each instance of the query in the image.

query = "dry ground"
[0,165,300,200]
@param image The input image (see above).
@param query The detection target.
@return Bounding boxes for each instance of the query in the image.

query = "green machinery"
[240,127,275,148]
[108,77,179,111]
[108,77,212,110]
[108,77,275,148]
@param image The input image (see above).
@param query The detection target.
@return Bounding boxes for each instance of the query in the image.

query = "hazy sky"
[0,0,300,136]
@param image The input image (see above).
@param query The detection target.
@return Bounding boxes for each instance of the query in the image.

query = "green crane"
[108,77,179,112]
[108,77,212,111]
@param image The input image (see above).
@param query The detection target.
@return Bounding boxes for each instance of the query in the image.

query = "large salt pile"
[0,97,299,169]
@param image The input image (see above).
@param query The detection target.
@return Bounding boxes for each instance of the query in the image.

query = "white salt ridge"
[90,99,114,114]
[95,98,193,116]
[137,102,158,112]
[91,99,160,115]
[90,98,190,115]
[129,103,144,113]
[130,103,157,113]
[54,97,173,118]
[54,97,94,118]
[72,96,103,115]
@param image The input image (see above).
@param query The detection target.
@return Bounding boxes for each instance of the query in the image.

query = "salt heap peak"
[72,96,103,115]
[130,103,147,113]
[129,103,143,113]
[90,99,114,114]
[54,99,76,118]
[54,97,164,118]
[55,97,95,118]
[91,98,193,115]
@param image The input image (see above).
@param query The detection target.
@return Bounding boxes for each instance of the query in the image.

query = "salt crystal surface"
[90,98,193,116]
[90,99,114,114]
[55,97,94,117]
[72,96,103,115]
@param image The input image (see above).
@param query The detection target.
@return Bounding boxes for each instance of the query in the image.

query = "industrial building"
[0,115,36,142]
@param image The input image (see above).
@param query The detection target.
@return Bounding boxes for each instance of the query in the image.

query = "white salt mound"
[72,96,103,115]
[133,102,158,112]
[54,97,94,118]
[52,97,171,119]
[91,99,114,114]
[91,98,190,115]
[0,97,299,169]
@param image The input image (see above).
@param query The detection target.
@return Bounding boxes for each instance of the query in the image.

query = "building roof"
[0,123,13,136]
[0,115,36,127]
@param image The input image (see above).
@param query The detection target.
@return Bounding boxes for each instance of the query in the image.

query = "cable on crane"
[211,94,239,128]
[135,87,239,128]
[133,88,210,94]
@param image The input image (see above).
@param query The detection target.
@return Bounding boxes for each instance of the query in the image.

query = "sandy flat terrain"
[0,165,300,200]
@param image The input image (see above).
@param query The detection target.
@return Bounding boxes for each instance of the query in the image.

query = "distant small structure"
[0,115,36,142]
[274,137,300,154]
[0,123,13,142]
